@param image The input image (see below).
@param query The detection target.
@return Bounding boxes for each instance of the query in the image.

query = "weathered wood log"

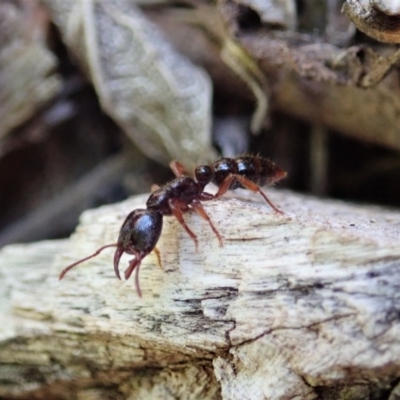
[1,190,400,399]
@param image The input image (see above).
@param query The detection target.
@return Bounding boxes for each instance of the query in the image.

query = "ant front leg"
[123,248,162,297]
[190,199,223,247]
[169,160,188,177]
[216,174,284,214]
[124,254,145,297]
[168,198,199,251]
[153,247,163,269]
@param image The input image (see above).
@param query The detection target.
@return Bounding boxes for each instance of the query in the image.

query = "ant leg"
[214,174,236,198]
[170,160,188,177]
[210,174,279,211]
[124,255,140,280]
[234,175,283,214]
[168,198,199,251]
[190,199,223,247]
[135,262,142,298]
[153,247,163,269]
[198,191,215,201]
[216,174,283,214]
[124,254,144,297]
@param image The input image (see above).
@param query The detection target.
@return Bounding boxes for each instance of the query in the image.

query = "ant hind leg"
[216,174,283,214]
[234,175,283,214]
[214,175,236,198]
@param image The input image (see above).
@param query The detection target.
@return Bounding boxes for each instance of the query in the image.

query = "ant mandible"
[59,155,287,297]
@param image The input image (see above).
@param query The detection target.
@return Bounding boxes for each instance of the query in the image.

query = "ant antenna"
[59,243,118,280]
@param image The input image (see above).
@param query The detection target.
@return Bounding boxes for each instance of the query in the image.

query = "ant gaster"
[59,155,287,297]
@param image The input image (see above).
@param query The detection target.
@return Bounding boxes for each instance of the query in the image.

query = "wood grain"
[1,190,400,399]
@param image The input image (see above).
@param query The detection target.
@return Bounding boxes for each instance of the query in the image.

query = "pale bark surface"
[1,190,400,399]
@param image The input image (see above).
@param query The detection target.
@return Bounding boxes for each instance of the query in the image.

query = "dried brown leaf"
[44,0,216,167]
[0,1,61,141]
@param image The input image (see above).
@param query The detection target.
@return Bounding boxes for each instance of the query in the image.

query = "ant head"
[59,209,163,282]
[114,209,163,270]
[194,165,214,188]
[112,209,163,296]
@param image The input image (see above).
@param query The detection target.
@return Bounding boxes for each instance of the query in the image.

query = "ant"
[59,155,287,297]
[172,155,287,213]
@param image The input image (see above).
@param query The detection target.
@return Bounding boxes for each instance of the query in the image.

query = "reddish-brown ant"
[171,155,287,213]
[59,155,287,297]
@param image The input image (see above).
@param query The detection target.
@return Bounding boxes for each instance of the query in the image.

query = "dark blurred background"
[1,0,400,248]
